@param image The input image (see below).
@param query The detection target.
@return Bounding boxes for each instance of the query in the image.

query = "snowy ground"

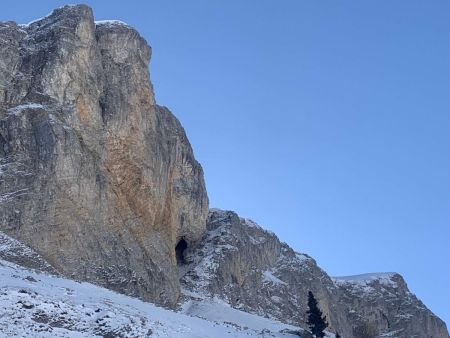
[0,259,302,338]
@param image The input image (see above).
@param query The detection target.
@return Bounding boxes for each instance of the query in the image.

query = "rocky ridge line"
[0,5,448,338]
[179,209,449,338]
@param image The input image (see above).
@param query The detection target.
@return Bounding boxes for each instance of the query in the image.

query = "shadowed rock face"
[180,210,449,338]
[0,231,56,274]
[0,5,208,307]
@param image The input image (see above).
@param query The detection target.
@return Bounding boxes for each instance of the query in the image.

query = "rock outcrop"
[0,231,56,274]
[0,5,448,337]
[333,274,449,338]
[0,5,208,307]
[180,209,449,338]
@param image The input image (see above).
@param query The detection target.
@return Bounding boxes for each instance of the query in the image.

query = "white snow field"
[0,259,302,338]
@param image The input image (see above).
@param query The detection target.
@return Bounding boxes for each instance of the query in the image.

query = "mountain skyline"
[1,0,449,326]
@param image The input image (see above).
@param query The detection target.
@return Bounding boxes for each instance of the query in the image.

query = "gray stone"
[0,4,208,307]
[0,230,56,274]
[180,210,449,338]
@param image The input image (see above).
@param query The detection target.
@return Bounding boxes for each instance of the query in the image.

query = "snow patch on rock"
[333,272,399,288]
[7,103,44,115]
[262,270,288,286]
[95,20,131,28]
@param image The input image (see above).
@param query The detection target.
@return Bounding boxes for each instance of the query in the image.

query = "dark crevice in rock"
[175,239,187,265]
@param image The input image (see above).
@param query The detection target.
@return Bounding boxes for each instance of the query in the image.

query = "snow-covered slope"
[0,258,305,338]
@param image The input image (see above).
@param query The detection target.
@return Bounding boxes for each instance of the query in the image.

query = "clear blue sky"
[2,0,449,325]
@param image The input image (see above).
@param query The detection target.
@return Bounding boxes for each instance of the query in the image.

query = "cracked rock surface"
[0,4,208,307]
[180,210,449,338]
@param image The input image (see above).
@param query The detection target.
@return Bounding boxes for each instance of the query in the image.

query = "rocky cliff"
[0,4,208,307]
[180,210,449,338]
[0,5,448,338]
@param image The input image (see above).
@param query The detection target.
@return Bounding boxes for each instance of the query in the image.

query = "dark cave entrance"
[175,238,188,265]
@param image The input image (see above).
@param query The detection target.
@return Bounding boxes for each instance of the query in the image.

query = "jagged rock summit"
[0,5,448,338]
[181,209,449,338]
[0,4,208,307]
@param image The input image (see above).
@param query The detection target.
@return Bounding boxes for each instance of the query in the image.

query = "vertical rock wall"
[0,5,208,307]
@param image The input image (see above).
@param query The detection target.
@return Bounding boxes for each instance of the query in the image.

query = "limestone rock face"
[0,5,208,306]
[333,274,449,338]
[0,231,56,274]
[180,210,449,338]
